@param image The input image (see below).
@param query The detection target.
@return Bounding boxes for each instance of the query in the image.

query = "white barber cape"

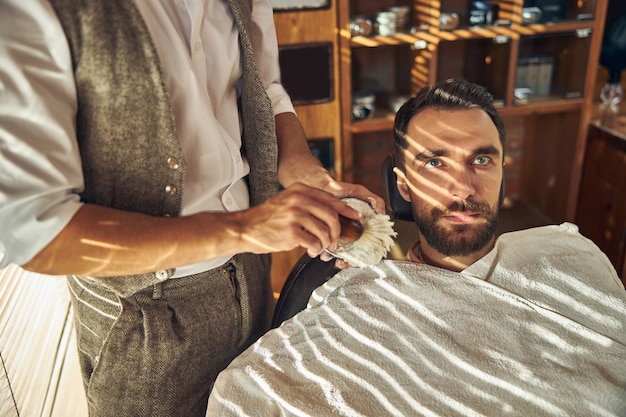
[207,223,626,417]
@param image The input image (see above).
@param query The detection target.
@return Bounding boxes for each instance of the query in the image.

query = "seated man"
[207,79,626,416]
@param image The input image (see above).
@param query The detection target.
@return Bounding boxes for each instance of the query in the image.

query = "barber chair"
[271,253,340,327]
[271,154,413,328]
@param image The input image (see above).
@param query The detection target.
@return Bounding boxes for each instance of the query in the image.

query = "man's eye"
[474,156,491,165]
[426,159,441,168]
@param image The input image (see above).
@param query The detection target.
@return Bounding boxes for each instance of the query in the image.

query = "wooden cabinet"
[576,118,626,284]
[337,0,608,224]
[272,3,344,178]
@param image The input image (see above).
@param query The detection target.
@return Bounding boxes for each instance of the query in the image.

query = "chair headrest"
[381,154,414,222]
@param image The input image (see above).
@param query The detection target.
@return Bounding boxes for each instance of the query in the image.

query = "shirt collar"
[406,240,425,264]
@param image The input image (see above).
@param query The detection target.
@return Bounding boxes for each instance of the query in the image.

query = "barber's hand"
[316,180,391,269]
[239,182,359,258]
[298,178,387,268]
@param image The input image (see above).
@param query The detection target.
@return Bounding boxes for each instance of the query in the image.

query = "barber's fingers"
[277,182,358,244]
[281,206,334,256]
[240,183,355,255]
[237,207,322,255]
[319,250,353,270]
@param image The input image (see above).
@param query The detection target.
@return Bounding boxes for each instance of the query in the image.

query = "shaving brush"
[338,215,364,242]
[331,198,397,267]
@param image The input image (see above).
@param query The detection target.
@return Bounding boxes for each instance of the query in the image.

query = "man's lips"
[442,211,481,224]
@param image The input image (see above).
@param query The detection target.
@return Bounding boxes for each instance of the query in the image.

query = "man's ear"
[393,167,411,203]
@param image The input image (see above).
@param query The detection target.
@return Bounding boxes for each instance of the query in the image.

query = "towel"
[208,223,626,417]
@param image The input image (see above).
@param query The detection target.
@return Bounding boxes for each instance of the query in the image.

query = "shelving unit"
[269,0,608,289]
[338,0,608,224]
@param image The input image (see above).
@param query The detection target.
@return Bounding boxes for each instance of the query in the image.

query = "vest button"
[155,270,169,281]
[167,157,180,170]
[165,184,177,195]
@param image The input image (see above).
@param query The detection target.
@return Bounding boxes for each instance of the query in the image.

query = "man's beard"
[414,199,498,257]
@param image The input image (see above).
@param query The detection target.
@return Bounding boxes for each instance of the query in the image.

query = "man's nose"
[448,167,475,200]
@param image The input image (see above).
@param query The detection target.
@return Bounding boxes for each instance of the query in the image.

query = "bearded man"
[207,79,626,417]
[392,77,504,270]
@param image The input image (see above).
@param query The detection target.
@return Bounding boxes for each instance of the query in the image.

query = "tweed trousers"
[67,253,273,417]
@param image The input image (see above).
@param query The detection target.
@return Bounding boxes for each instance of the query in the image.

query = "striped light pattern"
[208,224,626,416]
[0,265,87,416]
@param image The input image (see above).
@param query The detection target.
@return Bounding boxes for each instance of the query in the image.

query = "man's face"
[394,108,504,257]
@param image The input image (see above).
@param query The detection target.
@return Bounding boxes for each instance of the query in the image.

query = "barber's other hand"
[317,179,386,216]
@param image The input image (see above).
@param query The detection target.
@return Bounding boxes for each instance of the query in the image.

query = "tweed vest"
[49,0,279,296]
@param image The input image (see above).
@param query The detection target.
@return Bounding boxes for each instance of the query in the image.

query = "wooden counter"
[590,103,626,141]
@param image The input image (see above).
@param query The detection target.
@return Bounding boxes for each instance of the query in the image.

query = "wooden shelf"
[350,31,439,48]
[501,98,586,116]
[349,98,587,135]
[350,97,587,136]
[351,112,395,133]
[512,20,596,36]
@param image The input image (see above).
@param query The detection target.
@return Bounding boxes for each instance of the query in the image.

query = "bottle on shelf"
[599,14,626,111]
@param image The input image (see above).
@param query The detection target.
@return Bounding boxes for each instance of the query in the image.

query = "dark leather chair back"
[271,254,340,328]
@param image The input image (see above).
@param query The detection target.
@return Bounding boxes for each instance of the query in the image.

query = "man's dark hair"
[393,78,506,171]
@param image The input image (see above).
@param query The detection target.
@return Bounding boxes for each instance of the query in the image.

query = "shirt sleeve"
[0,0,84,268]
[250,0,296,116]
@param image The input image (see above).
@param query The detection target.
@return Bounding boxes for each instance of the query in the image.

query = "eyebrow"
[415,149,448,162]
[413,145,501,163]
[474,145,501,158]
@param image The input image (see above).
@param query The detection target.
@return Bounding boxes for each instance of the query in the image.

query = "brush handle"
[338,215,363,242]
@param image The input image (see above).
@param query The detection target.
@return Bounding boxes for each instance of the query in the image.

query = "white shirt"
[0,0,295,275]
